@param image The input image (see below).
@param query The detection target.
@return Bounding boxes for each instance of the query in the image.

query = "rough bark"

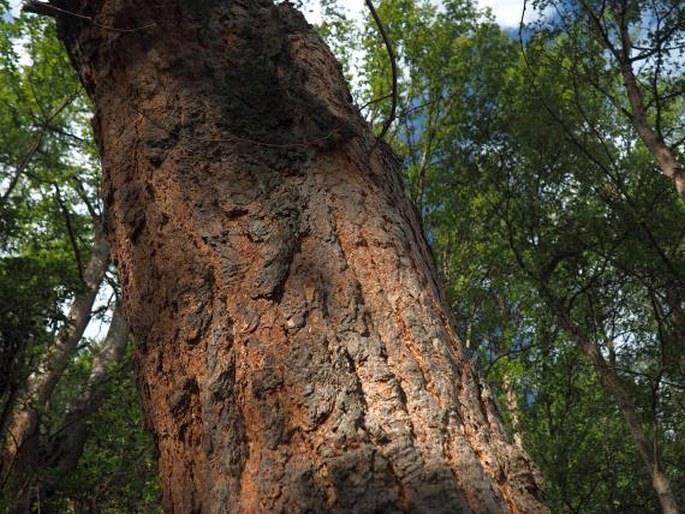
[548,295,680,514]
[1,222,109,506]
[45,1,549,512]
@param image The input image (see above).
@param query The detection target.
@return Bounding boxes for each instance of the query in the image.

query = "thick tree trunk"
[45,1,548,512]
[1,222,109,508]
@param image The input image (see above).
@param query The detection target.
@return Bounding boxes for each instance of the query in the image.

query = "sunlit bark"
[41,1,549,511]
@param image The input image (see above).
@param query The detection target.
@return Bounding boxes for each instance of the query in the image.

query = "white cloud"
[303,1,533,29]
[302,0,365,25]
[477,0,528,27]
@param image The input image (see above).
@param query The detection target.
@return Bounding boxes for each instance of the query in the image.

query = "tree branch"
[365,0,398,141]
[0,93,79,208]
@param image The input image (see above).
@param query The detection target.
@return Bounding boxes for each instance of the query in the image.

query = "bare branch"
[23,1,156,32]
[0,92,80,207]
[364,0,398,141]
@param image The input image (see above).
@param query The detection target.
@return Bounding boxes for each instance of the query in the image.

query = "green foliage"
[0,6,159,512]
[47,344,161,513]
[0,6,95,439]
[314,0,362,85]
[519,343,658,513]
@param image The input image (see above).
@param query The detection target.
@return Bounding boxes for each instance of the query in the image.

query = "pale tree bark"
[583,0,685,200]
[544,291,680,514]
[495,295,524,449]
[611,1,685,200]
[46,302,129,479]
[501,373,523,449]
[1,223,109,507]
[36,1,549,511]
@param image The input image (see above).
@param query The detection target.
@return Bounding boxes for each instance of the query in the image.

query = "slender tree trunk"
[495,295,524,449]
[1,223,109,509]
[501,373,523,449]
[548,295,680,514]
[46,302,129,478]
[610,1,685,201]
[41,1,549,511]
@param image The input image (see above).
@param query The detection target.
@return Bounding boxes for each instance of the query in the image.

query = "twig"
[0,92,80,207]
[0,132,44,206]
[359,92,393,112]
[365,0,398,141]
[23,1,156,33]
[53,183,85,283]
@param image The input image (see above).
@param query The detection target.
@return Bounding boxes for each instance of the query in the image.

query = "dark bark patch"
[208,366,235,402]
[251,367,284,400]
[169,377,199,417]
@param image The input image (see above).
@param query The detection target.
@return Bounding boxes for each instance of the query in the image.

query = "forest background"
[0,0,683,512]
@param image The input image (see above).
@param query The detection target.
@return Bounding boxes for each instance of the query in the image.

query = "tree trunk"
[47,302,129,479]
[1,222,109,508]
[44,1,549,512]
[548,294,680,514]
[501,373,523,449]
[610,1,685,201]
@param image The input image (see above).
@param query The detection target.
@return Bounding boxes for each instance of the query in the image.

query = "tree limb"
[365,0,398,141]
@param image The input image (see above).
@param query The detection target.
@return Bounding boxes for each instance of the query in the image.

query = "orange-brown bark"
[46,1,549,512]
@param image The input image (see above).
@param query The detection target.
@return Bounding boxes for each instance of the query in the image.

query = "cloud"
[477,0,531,28]
[303,1,533,30]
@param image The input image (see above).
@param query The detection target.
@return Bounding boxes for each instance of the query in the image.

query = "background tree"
[1,0,683,511]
